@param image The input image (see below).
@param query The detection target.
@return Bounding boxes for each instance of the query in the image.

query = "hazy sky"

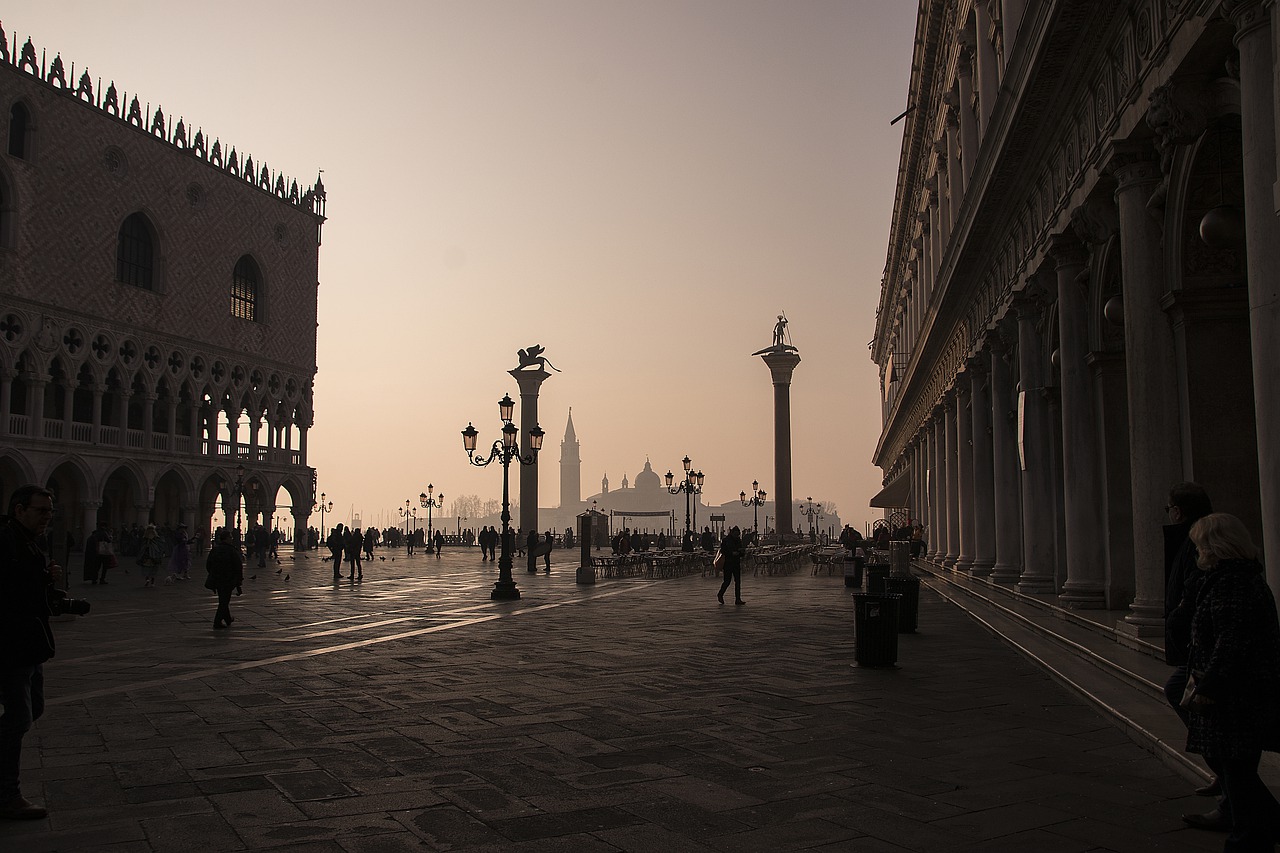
[12,1,917,531]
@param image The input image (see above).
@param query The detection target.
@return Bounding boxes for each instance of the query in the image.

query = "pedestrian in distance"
[82,520,110,584]
[0,484,63,820]
[716,526,747,606]
[136,523,164,587]
[345,527,363,581]
[327,525,344,580]
[542,531,553,573]
[433,529,444,557]
[168,522,191,582]
[205,527,244,630]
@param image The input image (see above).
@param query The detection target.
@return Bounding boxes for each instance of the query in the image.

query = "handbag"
[97,540,114,556]
[204,572,217,591]
[713,549,725,571]
[1180,670,1204,710]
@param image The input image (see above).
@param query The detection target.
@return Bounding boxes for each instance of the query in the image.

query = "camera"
[49,588,91,617]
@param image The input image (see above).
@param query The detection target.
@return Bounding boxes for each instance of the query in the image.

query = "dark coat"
[1164,522,1200,666]
[0,516,57,667]
[719,531,745,572]
[1185,558,1280,759]
[205,542,244,592]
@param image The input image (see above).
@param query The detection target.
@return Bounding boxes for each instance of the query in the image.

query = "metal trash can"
[889,540,912,576]
[865,563,890,595]
[852,592,901,667]
[883,574,921,633]
[843,555,864,588]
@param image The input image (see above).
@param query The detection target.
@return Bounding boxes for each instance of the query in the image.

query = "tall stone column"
[142,392,156,450]
[758,348,802,543]
[29,377,46,439]
[973,0,1000,135]
[509,363,553,552]
[956,37,979,187]
[1106,141,1183,633]
[944,391,961,568]
[1049,235,1108,608]
[931,411,948,562]
[1014,289,1058,594]
[1227,0,1280,589]
[968,357,996,576]
[955,381,975,572]
[989,335,1022,583]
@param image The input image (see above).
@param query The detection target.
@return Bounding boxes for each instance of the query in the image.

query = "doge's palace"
[0,24,326,549]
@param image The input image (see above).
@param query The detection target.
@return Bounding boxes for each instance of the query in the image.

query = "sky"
[10,1,918,532]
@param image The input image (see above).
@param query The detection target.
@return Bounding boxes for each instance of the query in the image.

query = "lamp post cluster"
[419,484,444,542]
[462,393,544,601]
[801,496,824,543]
[398,500,418,538]
[740,480,767,533]
[221,463,258,539]
[665,456,704,536]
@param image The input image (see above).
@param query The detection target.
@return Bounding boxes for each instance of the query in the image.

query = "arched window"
[231,255,259,321]
[8,103,29,158]
[116,213,155,289]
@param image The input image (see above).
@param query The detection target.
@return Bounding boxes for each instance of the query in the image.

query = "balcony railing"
[3,417,304,467]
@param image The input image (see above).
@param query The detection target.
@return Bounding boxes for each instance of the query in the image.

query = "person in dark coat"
[205,528,244,630]
[327,525,344,579]
[82,520,109,584]
[1183,513,1280,849]
[0,485,61,820]
[542,531,553,573]
[433,530,444,557]
[716,526,747,606]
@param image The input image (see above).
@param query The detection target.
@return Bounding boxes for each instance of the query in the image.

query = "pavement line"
[49,581,654,706]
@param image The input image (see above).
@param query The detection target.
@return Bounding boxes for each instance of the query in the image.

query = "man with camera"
[0,484,63,819]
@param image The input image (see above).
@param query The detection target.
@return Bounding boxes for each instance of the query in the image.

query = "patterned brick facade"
[0,25,326,549]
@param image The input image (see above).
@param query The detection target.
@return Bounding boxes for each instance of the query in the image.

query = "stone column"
[946,103,964,209]
[299,423,309,466]
[91,384,103,444]
[1106,141,1183,633]
[249,414,261,463]
[759,349,802,542]
[944,391,961,568]
[1050,235,1108,608]
[509,365,553,555]
[989,335,1022,583]
[29,377,46,439]
[931,410,947,562]
[61,382,73,438]
[956,37,979,187]
[1001,0,1026,58]
[973,0,1000,135]
[0,368,12,436]
[955,381,976,572]
[1014,289,1058,594]
[1228,0,1280,586]
[142,392,156,450]
[166,395,177,449]
[968,357,996,576]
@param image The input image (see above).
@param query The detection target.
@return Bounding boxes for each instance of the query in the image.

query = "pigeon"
[284,574,290,581]
[380,556,386,561]
[248,575,256,581]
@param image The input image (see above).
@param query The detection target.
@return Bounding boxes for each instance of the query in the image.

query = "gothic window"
[231,255,260,321]
[8,103,29,158]
[116,213,155,289]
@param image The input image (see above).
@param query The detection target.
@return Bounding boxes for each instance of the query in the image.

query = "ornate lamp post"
[314,492,333,538]
[419,484,444,542]
[220,463,257,540]
[801,497,824,543]
[398,500,418,539]
[462,393,545,600]
[740,480,767,533]
[665,456,705,536]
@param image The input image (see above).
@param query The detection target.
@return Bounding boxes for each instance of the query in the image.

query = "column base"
[1016,572,1056,594]
[575,566,596,585]
[1059,581,1107,609]
[955,554,974,573]
[990,563,1020,585]
[942,553,958,569]
[491,581,521,600]
[1119,599,1164,637]
[968,559,994,578]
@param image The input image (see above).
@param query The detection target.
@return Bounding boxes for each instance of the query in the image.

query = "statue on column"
[753,313,798,355]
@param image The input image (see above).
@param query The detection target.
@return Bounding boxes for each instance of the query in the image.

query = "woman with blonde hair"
[1184,513,1280,849]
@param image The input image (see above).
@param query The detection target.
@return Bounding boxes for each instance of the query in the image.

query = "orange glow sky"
[12,1,917,531]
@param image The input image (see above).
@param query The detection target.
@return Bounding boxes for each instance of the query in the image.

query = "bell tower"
[559,408,581,508]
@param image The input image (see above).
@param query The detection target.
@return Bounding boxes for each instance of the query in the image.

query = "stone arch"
[0,450,39,511]
[99,459,147,529]
[6,96,37,161]
[153,466,193,528]
[42,455,93,555]
[115,210,165,292]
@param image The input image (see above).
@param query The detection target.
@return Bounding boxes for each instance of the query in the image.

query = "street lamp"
[398,499,418,539]
[220,463,257,540]
[740,480,767,533]
[419,484,444,542]
[801,496,824,543]
[314,491,334,538]
[462,393,544,600]
[665,455,705,537]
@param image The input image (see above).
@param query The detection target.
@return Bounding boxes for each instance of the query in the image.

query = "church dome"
[635,458,661,492]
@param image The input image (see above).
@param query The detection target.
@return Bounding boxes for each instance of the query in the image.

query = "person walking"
[433,529,444,557]
[542,531,553,573]
[0,485,62,820]
[1183,513,1280,849]
[136,523,164,587]
[716,526,747,606]
[205,528,244,630]
[345,527,363,581]
[167,523,191,581]
[327,525,344,580]
[82,520,109,584]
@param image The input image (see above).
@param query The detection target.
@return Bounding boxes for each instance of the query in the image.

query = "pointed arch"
[116,212,159,290]
[231,254,262,322]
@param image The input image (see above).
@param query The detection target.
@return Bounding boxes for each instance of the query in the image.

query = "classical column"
[759,348,802,542]
[166,395,177,449]
[944,391,961,568]
[1227,0,1280,590]
[0,368,12,436]
[956,36,979,186]
[1106,141,1183,633]
[29,377,46,439]
[989,336,1022,583]
[1002,0,1026,58]
[298,422,310,466]
[1014,289,1058,594]
[249,414,261,462]
[142,392,156,450]
[955,381,975,572]
[968,357,996,576]
[931,410,948,562]
[1049,235,1109,607]
[946,102,964,209]
[91,384,103,444]
[973,0,1000,135]
[61,382,73,438]
[509,364,553,553]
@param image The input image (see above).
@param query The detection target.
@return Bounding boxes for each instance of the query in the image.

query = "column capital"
[1069,196,1120,247]
[1047,232,1088,271]
[1102,140,1161,191]
[1222,0,1271,40]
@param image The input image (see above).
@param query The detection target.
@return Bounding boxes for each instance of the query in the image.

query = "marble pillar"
[1014,290,1058,594]
[944,392,961,568]
[968,358,996,576]
[1106,141,1184,633]
[932,411,948,563]
[926,418,940,561]
[955,381,976,572]
[509,365,553,550]
[760,349,801,543]
[989,338,1022,584]
[1050,235,1108,608]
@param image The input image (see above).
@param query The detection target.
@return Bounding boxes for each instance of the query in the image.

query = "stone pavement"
[5,547,1223,852]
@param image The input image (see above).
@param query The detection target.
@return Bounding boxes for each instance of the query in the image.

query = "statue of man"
[772,315,788,347]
